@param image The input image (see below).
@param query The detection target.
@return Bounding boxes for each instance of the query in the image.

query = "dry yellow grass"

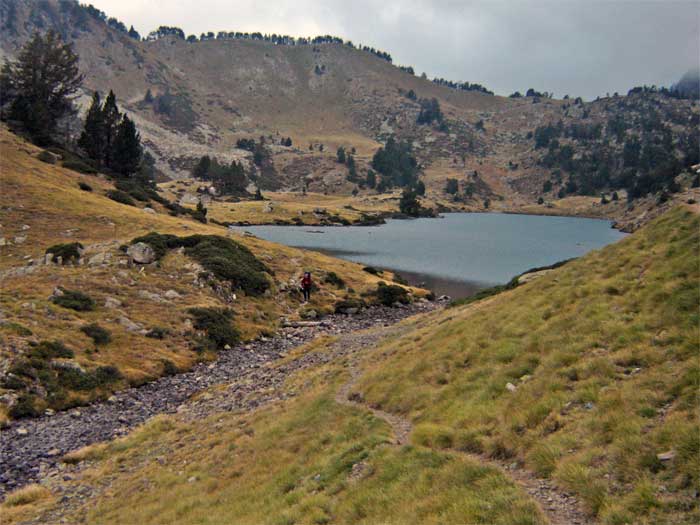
[0,126,420,415]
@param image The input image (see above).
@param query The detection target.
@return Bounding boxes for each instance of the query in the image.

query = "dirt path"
[333,304,593,525]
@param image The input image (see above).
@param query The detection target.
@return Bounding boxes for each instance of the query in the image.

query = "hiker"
[301,271,312,302]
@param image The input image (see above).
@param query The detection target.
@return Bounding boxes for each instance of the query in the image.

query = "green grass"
[54,378,543,525]
[355,207,700,523]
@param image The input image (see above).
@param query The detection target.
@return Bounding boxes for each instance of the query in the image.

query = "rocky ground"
[0,302,438,498]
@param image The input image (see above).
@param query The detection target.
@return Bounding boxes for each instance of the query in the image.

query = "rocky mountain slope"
[1,0,697,221]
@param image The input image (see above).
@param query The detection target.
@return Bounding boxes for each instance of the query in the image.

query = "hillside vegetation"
[1,0,697,227]
[0,127,419,421]
[3,206,697,524]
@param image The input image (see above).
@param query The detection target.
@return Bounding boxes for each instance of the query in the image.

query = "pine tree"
[366,169,376,189]
[0,30,83,145]
[78,92,105,165]
[111,114,142,177]
[101,90,121,168]
[336,146,346,164]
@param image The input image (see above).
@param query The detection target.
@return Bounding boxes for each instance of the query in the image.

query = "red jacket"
[301,275,312,289]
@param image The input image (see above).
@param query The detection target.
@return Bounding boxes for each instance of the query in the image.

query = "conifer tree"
[0,30,83,145]
[111,114,142,176]
[78,92,105,165]
[101,90,121,167]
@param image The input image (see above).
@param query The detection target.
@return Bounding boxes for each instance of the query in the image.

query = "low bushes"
[323,271,346,288]
[334,297,365,314]
[187,307,239,352]
[131,233,271,296]
[78,181,93,192]
[375,282,410,306]
[80,323,111,345]
[45,242,83,263]
[52,289,95,311]
[29,340,74,359]
[106,189,135,206]
[363,266,382,275]
[62,159,97,174]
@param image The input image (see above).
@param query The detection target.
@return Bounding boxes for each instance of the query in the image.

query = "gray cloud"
[90,0,699,99]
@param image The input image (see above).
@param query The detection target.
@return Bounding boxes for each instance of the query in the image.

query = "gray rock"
[506,382,517,392]
[127,242,156,264]
[104,297,122,309]
[119,316,143,332]
[142,207,156,215]
[164,289,181,300]
[14,235,27,244]
[657,450,676,462]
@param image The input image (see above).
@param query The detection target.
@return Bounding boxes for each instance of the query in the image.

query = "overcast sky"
[89,0,699,100]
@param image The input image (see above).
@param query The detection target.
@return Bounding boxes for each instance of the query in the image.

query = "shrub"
[30,340,74,359]
[324,272,346,288]
[1,322,32,336]
[392,272,409,286]
[78,181,93,192]
[9,394,41,419]
[62,159,97,174]
[45,242,83,263]
[187,307,239,351]
[334,298,365,314]
[93,365,121,385]
[363,266,382,275]
[375,282,410,306]
[106,189,135,206]
[146,327,168,339]
[161,359,179,376]
[37,150,56,164]
[114,180,155,202]
[131,233,271,296]
[80,323,111,345]
[52,289,95,311]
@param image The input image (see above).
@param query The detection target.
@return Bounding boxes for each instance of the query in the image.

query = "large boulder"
[127,242,156,264]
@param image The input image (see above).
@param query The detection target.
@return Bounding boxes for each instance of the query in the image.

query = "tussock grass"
[31,376,542,525]
[2,484,50,507]
[355,207,700,522]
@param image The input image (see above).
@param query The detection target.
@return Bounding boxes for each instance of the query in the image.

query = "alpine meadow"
[0,1,698,524]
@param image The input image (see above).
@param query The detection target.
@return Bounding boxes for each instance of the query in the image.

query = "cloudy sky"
[90,0,699,99]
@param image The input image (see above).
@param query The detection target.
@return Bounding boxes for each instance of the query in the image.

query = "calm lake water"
[235,213,627,298]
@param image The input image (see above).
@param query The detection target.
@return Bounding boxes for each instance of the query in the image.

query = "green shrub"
[1,322,33,336]
[131,233,271,296]
[334,298,365,314]
[62,159,97,174]
[187,307,239,351]
[80,323,111,345]
[392,272,409,286]
[52,289,96,311]
[93,365,121,385]
[45,242,83,263]
[2,375,26,390]
[30,340,74,359]
[145,327,168,339]
[161,359,179,376]
[106,189,135,206]
[9,394,41,419]
[78,181,93,192]
[323,272,346,288]
[114,180,155,202]
[37,150,56,164]
[363,266,382,275]
[375,282,410,306]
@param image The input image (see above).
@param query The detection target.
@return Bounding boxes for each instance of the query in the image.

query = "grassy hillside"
[3,206,696,524]
[0,127,419,421]
[355,206,700,523]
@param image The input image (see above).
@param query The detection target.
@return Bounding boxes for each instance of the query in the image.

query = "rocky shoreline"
[0,302,438,498]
